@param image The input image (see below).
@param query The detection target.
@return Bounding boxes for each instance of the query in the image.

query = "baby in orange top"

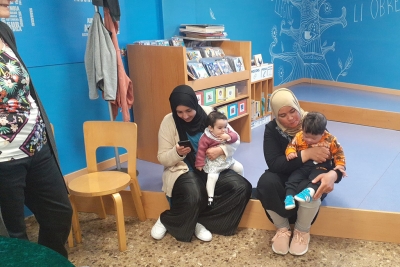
[284,112,346,210]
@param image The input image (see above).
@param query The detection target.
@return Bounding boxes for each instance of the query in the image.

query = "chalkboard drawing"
[270,0,352,84]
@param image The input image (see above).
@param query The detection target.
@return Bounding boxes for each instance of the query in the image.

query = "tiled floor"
[24,214,400,266]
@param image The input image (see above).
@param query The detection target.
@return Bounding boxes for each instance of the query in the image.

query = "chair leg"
[67,228,74,248]
[97,196,107,219]
[129,181,146,221]
[69,195,82,244]
[111,193,126,252]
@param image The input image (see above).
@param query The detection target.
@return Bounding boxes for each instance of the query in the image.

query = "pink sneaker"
[289,229,310,256]
[271,228,291,255]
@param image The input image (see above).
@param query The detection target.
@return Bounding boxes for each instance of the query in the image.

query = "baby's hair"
[302,112,327,135]
[206,110,227,127]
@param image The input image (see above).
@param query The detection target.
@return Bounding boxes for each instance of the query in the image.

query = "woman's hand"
[176,144,191,157]
[301,146,330,163]
[206,146,224,161]
[312,170,337,199]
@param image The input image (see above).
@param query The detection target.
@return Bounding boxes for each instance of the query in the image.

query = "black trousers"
[256,169,324,224]
[160,169,252,242]
[285,161,332,196]
[0,143,72,258]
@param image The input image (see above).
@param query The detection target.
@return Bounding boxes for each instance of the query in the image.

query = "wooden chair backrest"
[83,121,138,178]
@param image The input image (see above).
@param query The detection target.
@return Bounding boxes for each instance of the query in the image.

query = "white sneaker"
[151,217,167,240]
[194,223,212,242]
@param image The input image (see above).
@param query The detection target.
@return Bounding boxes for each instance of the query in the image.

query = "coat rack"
[94,5,122,170]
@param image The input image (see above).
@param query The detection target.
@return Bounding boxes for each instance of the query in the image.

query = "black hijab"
[169,85,208,140]
[169,85,208,169]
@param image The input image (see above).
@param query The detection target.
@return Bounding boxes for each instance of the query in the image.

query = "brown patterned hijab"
[270,88,308,137]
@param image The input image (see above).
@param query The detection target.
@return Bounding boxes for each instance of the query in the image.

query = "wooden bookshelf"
[251,75,274,121]
[127,41,252,163]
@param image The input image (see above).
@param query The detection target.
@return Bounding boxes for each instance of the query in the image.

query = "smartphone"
[178,140,194,150]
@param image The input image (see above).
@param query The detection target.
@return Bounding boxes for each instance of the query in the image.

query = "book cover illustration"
[170,36,184,46]
[200,47,216,58]
[215,87,226,103]
[216,59,233,74]
[201,58,223,76]
[213,47,225,57]
[188,62,209,79]
[225,85,236,100]
[186,49,203,61]
[253,54,263,66]
[226,56,245,72]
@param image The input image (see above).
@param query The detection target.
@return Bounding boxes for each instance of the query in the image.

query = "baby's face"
[210,119,228,137]
[303,132,323,145]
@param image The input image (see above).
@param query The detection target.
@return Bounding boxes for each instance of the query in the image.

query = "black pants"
[256,169,324,224]
[0,143,72,258]
[160,169,252,242]
[285,161,332,196]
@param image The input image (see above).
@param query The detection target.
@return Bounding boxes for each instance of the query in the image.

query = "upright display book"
[253,54,263,66]
[199,47,217,58]
[186,48,203,61]
[200,58,223,76]
[188,62,209,79]
[216,58,233,74]
[226,56,245,72]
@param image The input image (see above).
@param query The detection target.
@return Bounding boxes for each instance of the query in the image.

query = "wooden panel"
[128,45,186,163]
[73,191,400,243]
[299,101,400,131]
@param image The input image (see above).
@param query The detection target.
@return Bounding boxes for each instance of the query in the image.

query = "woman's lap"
[161,169,251,241]
[256,170,312,220]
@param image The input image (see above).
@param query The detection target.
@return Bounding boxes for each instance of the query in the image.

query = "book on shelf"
[180,24,225,33]
[216,58,233,74]
[170,36,184,46]
[186,48,203,61]
[226,56,245,72]
[182,31,227,40]
[253,54,263,66]
[200,58,223,76]
[187,61,209,79]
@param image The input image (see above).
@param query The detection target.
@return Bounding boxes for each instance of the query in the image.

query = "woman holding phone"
[150,85,252,242]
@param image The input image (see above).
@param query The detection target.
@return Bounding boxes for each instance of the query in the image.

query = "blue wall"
[11,0,400,177]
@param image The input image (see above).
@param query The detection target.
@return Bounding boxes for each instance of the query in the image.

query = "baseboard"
[276,78,400,95]
[273,79,400,131]
[72,190,400,244]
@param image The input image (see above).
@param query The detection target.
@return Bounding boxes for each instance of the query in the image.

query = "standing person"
[0,1,72,258]
[256,88,343,256]
[195,110,244,206]
[284,112,346,210]
[151,85,252,242]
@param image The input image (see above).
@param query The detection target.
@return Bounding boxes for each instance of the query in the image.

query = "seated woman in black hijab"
[151,85,252,242]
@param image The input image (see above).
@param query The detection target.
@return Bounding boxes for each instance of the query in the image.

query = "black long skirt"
[160,169,252,242]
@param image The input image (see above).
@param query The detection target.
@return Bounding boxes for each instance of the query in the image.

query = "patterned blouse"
[0,41,47,161]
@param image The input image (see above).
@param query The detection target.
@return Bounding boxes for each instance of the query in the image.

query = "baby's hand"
[196,167,203,171]
[219,133,231,142]
[286,152,297,161]
[334,165,347,177]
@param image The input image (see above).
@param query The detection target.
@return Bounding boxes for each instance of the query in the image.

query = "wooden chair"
[67,121,146,251]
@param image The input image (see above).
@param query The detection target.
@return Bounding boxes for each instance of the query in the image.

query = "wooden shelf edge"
[210,95,248,107]
[187,71,249,91]
[251,77,273,84]
[228,113,248,122]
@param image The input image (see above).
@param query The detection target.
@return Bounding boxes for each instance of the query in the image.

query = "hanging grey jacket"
[84,12,117,101]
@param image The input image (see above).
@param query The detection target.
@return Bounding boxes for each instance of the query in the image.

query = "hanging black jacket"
[92,0,121,22]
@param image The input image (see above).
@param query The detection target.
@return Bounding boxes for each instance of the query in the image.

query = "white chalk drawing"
[210,8,216,20]
[270,0,353,84]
